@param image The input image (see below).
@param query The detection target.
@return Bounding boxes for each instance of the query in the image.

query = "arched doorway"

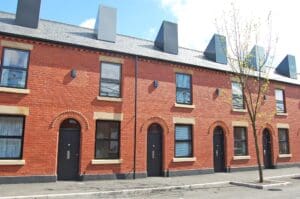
[147,123,163,177]
[57,118,81,180]
[263,129,273,169]
[213,126,226,172]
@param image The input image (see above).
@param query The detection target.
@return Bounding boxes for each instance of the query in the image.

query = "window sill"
[278,154,292,158]
[174,103,195,109]
[276,113,288,116]
[0,87,30,94]
[91,159,123,165]
[233,155,251,160]
[232,108,247,113]
[97,96,122,102]
[173,157,196,162]
[0,159,25,165]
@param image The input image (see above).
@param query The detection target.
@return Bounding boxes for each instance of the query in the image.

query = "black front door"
[263,129,273,169]
[213,127,225,172]
[57,119,80,180]
[147,124,163,177]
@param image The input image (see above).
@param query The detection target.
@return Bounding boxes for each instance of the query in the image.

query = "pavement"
[0,167,300,198]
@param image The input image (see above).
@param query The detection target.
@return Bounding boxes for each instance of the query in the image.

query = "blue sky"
[1,0,299,75]
[0,0,175,41]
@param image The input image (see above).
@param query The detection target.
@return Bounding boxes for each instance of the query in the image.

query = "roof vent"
[276,55,297,79]
[154,21,178,55]
[204,34,227,64]
[94,5,117,43]
[248,45,266,71]
[15,0,41,29]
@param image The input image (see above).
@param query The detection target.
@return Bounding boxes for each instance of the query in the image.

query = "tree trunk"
[252,123,264,183]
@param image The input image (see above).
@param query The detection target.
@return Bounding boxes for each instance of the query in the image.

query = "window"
[275,89,286,113]
[0,116,24,159]
[234,127,248,156]
[95,121,120,159]
[278,128,289,154]
[0,48,30,88]
[100,62,121,98]
[232,82,244,109]
[175,125,192,157]
[176,73,192,104]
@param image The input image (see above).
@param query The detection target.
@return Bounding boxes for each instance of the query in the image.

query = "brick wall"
[0,35,299,177]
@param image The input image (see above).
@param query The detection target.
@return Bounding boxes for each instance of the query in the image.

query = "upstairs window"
[95,120,120,159]
[100,62,121,98]
[234,127,248,156]
[176,73,192,104]
[275,89,286,113]
[0,48,30,88]
[278,128,289,154]
[175,125,193,157]
[0,116,25,159]
[232,82,244,109]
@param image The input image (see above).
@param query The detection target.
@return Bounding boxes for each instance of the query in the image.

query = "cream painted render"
[0,105,29,115]
[99,55,124,64]
[93,112,123,121]
[173,117,196,125]
[1,40,33,50]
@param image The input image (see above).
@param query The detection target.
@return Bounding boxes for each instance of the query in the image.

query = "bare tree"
[216,3,277,183]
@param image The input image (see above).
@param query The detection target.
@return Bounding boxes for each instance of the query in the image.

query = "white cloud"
[146,27,157,40]
[160,0,300,73]
[79,18,96,29]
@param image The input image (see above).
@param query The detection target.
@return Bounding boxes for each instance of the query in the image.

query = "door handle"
[152,150,155,159]
[263,150,266,155]
[67,150,70,160]
[216,150,218,157]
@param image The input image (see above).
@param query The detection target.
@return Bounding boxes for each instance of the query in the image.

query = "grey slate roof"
[0,11,299,86]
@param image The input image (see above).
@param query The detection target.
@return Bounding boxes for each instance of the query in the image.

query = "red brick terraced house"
[0,1,299,183]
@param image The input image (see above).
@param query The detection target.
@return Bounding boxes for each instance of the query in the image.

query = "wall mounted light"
[153,80,159,88]
[263,95,267,100]
[216,88,221,96]
[71,69,77,78]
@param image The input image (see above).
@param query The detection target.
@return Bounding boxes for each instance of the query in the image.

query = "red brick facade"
[0,35,299,181]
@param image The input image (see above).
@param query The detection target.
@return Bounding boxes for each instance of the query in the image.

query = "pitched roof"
[0,11,299,86]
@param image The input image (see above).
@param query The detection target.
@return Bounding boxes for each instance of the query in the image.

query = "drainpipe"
[133,55,138,179]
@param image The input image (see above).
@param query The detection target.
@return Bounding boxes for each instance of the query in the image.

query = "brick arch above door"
[50,110,89,131]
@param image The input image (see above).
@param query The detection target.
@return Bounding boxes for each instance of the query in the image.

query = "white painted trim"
[99,55,124,64]
[276,113,288,116]
[232,108,247,113]
[172,157,196,162]
[276,123,289,129]
[278,154,292,158]
[91,159,123,165]
[232,121,249,127]
[0,105,29,116]
[93,112,123,121]
[174,103,195,109]
[97,96,122,102]
[173,68,193,75]
[173,117,195,124]
[233,155,251,160]
[1,40,33,50]
[0,87,30,94]
[0,159,25,165]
